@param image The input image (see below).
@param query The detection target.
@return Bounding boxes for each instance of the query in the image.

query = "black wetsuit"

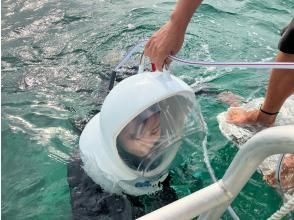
[67,154,177,220]
[279,18,294,54]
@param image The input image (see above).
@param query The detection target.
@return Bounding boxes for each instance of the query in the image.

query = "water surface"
[2,0,294,219]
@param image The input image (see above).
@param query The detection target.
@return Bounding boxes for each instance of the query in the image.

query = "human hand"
[226,107,259,125]
[144,20,185,71]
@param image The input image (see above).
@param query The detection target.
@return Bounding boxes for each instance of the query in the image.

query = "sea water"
[2,0,293,219]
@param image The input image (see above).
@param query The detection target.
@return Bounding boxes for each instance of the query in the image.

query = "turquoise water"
[2,0,293,219]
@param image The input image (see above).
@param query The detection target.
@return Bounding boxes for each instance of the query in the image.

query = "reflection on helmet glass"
[117,95,202,177]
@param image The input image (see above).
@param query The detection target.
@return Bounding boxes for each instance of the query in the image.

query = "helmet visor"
[116,94,204,177]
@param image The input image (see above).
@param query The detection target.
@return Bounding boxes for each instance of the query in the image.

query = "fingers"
[165,57,172,65]
[226,108,261,126]
[144,20,185,72]
[144,38,168,72]
[226,108,245,124]
[147,53,168,71]
[154,61,163,71]
[145,47,165,71]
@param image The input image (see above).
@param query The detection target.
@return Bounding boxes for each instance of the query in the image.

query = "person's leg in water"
[227,18,294,127]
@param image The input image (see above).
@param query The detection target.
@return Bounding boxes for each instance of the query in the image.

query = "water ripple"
[2,0,290,219]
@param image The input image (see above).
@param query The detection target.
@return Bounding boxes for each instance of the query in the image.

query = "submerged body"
[67,153,177,219]
[68,69,205,219]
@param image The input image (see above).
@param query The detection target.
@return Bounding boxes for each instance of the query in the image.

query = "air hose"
[169,55,294,69]
[110,40,294,90]
[198,109,240,220]
[114,40,294,70]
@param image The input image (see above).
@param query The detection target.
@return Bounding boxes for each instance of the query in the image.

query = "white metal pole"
[137,180,232,220]
[138,126,294,220]
[199,125,294,220]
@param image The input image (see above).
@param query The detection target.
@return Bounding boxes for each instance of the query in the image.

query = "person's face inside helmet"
[118,112,161,158]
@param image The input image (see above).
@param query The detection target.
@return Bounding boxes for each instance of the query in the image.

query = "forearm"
[144,0,203,70]
[262,52,294,113]
[170,0,203,32]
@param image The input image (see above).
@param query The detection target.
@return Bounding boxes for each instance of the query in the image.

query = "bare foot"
[226,108,276,127]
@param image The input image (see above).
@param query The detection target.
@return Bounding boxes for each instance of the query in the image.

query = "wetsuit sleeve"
[67,155,135,220]
[278,18,294,54]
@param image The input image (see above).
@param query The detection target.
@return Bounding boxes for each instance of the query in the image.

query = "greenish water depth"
[2,0,293,219]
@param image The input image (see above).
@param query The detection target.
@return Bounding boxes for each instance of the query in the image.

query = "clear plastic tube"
[114,39,146,71]
[115,40,294,70]
[169,55,294,69]
[198,109,240,220]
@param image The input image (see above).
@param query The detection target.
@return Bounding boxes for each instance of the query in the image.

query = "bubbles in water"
[127,23,136,30]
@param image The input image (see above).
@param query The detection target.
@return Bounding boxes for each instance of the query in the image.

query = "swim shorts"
[278,18,294,54]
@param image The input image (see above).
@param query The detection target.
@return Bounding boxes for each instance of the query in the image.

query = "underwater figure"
[67,67,204,219]
[67,101,178,220]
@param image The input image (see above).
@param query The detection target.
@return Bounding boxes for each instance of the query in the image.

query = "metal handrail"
[137,125,294,220]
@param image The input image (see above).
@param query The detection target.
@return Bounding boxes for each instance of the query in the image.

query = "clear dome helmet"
[79,68,205,196]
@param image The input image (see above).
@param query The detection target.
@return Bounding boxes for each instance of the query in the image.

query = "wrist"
[259,104,279,116]
[170,10,189,33]
[169,0,202,32]
[256,110,276,127]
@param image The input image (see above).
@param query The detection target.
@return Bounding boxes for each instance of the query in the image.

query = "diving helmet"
[79,68,204,196]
